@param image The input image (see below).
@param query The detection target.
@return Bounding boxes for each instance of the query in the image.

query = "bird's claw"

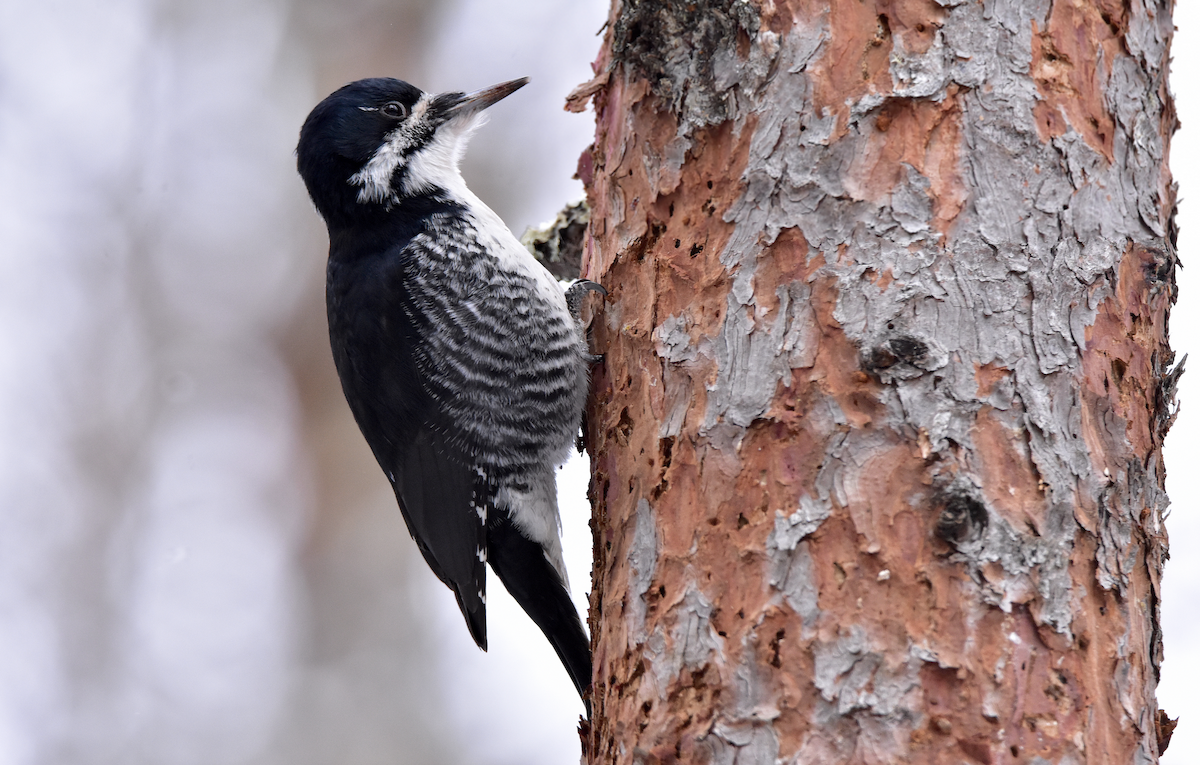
[565,279,607,316]
[572,279,607,296]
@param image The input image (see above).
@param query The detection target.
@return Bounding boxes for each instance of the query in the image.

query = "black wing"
[326,223,490,648]
[393,428,489,648]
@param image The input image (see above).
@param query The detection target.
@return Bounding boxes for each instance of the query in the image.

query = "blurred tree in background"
[0,0,603,763]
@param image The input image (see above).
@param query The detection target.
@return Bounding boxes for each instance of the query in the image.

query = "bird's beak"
[443,77,529,119]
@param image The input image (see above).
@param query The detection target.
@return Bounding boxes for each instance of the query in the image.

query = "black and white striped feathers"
[296,77,595,708]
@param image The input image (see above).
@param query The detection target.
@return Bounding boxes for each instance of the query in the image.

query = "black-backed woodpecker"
[296,77,598,711]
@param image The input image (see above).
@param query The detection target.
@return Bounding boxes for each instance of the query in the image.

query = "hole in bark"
[872,14,891,47]
[690,242,704,257]
[888,335,930,364]
[668,202,674,217]
[866,346,898,371]
[658,585,666,597]
[935,491,988,545]
[660,436,674,468]
[1078,635,1089,651]
[642,700,652,715]
[1111,357,1127,384]
[1011,745,1019,757]
[708,517,719,526]
[652,437,674,500]
[706,180,713,189]
[769,628,786,667]
[643,222,667,263]
[737,609,745,619]
[737,513,749,529]
[865,334,930,373]
[916,23,926,33]
[674,238,681,248]
[616,407,634,445]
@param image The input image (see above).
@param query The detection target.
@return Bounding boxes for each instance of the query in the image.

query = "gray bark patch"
[627,498,658,645]
[714,1,1171,637]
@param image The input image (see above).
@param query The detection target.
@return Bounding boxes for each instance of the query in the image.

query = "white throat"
[349,95,487,206]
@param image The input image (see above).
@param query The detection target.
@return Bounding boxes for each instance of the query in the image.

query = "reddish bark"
[576,1,1177,763]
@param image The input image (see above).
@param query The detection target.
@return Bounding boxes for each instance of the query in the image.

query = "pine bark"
[574,1,1178,763]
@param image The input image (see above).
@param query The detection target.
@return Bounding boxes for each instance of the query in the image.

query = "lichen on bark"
[579,0,1178,762]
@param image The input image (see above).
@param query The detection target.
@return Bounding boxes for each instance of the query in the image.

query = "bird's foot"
[565,279,607,316]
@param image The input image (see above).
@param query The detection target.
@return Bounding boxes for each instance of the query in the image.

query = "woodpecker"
[296,77,598,709]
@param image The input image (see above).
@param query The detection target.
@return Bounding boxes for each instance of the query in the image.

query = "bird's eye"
[381,101,407,119]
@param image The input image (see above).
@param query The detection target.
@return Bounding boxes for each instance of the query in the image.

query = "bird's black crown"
[297,77,527,230]
[297,78,431,227]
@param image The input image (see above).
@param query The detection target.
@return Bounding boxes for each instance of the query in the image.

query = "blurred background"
[0,0,605,763]
[0,1,1198,764]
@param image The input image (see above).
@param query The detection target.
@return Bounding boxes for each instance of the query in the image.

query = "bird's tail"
[487,509,592,714]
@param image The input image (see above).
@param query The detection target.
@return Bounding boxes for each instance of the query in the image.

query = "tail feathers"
[488,509,592,713]
[455,588,488,651]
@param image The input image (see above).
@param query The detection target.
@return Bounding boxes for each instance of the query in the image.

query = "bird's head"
[297,77,528,228]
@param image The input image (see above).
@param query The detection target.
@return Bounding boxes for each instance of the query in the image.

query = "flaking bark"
[575,0,1179,763]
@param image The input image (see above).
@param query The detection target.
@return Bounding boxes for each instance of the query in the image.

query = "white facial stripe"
[348,93,433,204]
[400,111,485,200]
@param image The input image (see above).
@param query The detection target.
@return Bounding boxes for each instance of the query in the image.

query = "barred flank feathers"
[406,215,589,484]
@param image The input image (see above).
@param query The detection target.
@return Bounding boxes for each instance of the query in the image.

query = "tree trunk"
[574,0,1178,762]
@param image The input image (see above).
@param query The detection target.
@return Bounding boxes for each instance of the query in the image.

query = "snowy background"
[0,1,1197,764]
